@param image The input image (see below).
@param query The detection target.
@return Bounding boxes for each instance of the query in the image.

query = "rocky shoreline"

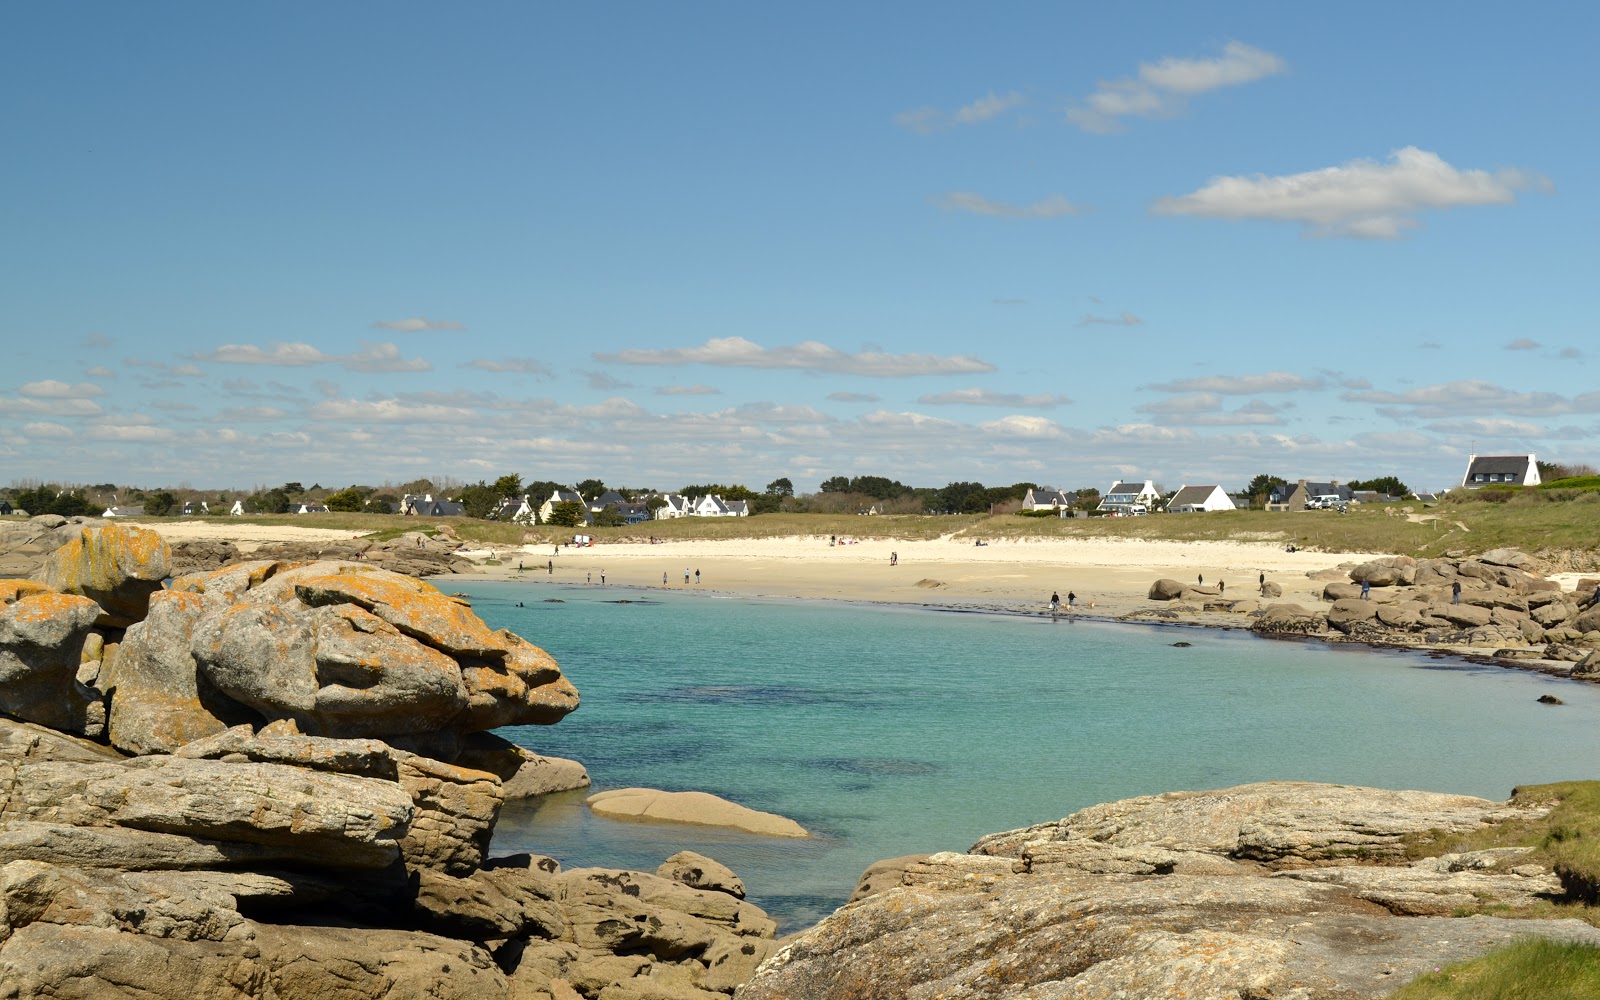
[5,515,1600,997]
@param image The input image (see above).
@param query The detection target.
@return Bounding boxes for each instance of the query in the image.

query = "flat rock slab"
[586,788,808,838]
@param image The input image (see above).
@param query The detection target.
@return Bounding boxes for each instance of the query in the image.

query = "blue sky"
[2,3,1594,495]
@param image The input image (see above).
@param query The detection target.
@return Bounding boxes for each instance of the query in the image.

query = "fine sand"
[147,520,1383,616]
[465,535,1392,619]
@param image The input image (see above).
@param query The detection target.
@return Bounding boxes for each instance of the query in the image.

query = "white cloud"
[578,370,633,391]
[1147,371,1324,394]
[1425,417,1547,437]
[656,384,719,396]
[84,366,116,379]
[373,317,465,332]
[465,357,552,376]
[1077,312,1143,327]
[195,342,335,366]
[1505,338,1540,350]
[719,403,834,425]
[827,391,881,403]
[1068,41,1285,133]
[82,333,114,349]
[87,425,176,443]
[933,192,1079,219]
[218,406,288,421]
[978,415,1065,438]
[0,397,104,416]
[22,422,74,439]
[1152,147,1547,239]
[170,364,204,377]
[895,91,1024,134]
[1137,392,1224,415]
[19,380,105,399]
[310,399,476,423]
[1345,379,1600,418]
[918,388,1071,408]
[1136,394,1283,426]
[344,341,432,373]
[596,337,995,377]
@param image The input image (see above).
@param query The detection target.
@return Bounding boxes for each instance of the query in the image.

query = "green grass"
[1389,938,1600,1000]
[1402,782,1600,924]
[1541,476,1600,491]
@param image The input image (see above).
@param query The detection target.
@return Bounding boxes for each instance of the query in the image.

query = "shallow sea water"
[472,578,1600,930]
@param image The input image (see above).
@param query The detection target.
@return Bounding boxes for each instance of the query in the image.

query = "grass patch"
[1541,476,1600,491]
[1401,781,1600,924]
[1389,938,1600,999]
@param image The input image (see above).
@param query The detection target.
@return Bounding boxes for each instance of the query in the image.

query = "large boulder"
[0,586,106,735]
[35,523,170,627]
[587,789,809,838]
[1326,598,1379,633]
[1147,578,1187,601]
[1349,559,1414,587]
[103,590,233,756]
[1249,604,1327,637]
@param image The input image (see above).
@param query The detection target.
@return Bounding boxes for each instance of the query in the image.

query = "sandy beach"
[459,534,1390,619]
[146,520,1383,617]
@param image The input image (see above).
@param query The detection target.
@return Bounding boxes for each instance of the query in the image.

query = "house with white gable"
[1097,480,1160,514]
[1461,454,1540,489]
[1022,487,1075,512]
[652,494,691,520]
[102,505,145,518]
[294,502,330,514]
[229,500,246,516]
[537,489,585,523]
[690,495,741,517]
[1166,484,1235,513]
[490,495,536,523]
[180,500,209,516]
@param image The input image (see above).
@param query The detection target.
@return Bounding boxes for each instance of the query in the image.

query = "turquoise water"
[473,579,1600,930]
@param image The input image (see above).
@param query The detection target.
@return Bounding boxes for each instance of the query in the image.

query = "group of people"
[1048,591,1077,613]
[663,569,701,585]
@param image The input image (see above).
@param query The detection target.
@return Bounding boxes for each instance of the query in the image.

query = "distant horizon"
[4,5,1593,492]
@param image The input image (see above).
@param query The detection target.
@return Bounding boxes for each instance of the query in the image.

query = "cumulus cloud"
[918,388,1071,408]
[933,192,1079,218]
[1505,338,1540,350]
[0,397,104,417]
[595,337,995,377]
[19,380,105,399]
[310,399,477,423]
[895,91,1025,134]
[656,384,719,396]
[84,366,116,379]
[22,422,74,439]
[978,415,1065,438]
[1136,394,1283,426]
[464,357,552,376]
[1152,147,1547,239]
[1343,379,1600,418]
[1077,311,1143,327]
[87,425,176,443]
[191,340,429,373]
[1147,371,1324,394]
[827,391,881,403]
[218,406,288,421]
[578,370,633,390]
[1068,41,1285,133]
[1425,417,1547,437]
[373,317,465,332]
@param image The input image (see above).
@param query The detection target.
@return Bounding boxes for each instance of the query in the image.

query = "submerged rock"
[587,788,809,838]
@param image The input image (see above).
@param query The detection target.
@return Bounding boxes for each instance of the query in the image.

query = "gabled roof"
[0,500,13,514]
[409,499,465,517]
[591,490,627,508]
[102,505,145,517]
[1168,485,1221,508]
[725,500,749,515]
[546,489,584,505]
[1025,488,1072,506]
[1465,455,1534,477]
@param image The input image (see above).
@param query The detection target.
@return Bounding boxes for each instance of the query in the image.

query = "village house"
[0,500,14,516]
[229,500,246,516]
[293,502,330,514]
[101,505,145,518]
[1165,484,1235,513]
[537,489,585,523]
[690,495,747,517]
[1022,487,1076,512]
[180,500,208,516]
[1097,480,1160,514]
[1461,454,1540,489]
[587,490,628,513]
[652,494,691,519]
[1265,480,1352,512]
[402,494,466,517]
[490,495,536,523]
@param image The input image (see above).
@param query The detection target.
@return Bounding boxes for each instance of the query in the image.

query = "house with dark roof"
[1461,454,1539,489]
[403,496,465,517]
[180,500,208,516]
[0,500,14,516]
[1166,484,1235,513]
[294,502,330,514]
[615,502,653,524]
[102,505,145,518]
[490,495,536,523]
[1097,480,1160,514]
[587,490,628,513]
[652,494,691,519]
[1022,487,1075,511]
[1265,479,1352,512]
[537,489,585,523]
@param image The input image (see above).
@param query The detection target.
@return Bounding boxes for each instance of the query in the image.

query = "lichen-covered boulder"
[103,590,232,756]
[35,523,169,627]
[0,586,106,735]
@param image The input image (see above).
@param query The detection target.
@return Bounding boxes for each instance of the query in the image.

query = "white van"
[1310,495,1345,510]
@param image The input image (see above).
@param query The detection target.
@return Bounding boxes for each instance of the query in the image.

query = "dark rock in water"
[1537,694,1565,705]
[1171,641,1191,647]
[543,598,565,603]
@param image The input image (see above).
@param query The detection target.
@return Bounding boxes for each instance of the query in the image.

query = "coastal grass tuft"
[1402,781,1600,924]
[1388,938,1600,1000]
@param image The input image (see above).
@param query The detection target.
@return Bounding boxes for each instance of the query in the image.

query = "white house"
[491,495,536,523]
[102,505,145,518]
[180,500,208,516]
[537,489,585,523]
[1166,484,1235,513]
[652,494,691,519]
[690,495,735,517]
[229,500,246,516]
[1022,487,1074,511]
[1461,454,1540,489]
[1097,480,1160,514]
[294,502,330,514]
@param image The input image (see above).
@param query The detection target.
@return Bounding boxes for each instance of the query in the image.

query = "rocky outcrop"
[0,555,778,1000]
[742,782,1600,999]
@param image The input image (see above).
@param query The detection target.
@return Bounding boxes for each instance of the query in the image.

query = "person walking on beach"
[694,568,701,585]
[684,568,691,585]
[1361,579,1371,600]
[1050,592,1060,614]
[662,571,668,586]
[1259,571,1265,588]
[1218,580,1225,594]
[1452,580,1462,605]
[600,571,606,586]
[547,560,553,575]
[586,572,591,585]
[1198,573,1204,586]
[1068,591,1076,608]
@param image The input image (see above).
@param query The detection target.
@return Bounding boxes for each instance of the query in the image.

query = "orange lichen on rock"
[0,579,59,605]
[280,566,505,658]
